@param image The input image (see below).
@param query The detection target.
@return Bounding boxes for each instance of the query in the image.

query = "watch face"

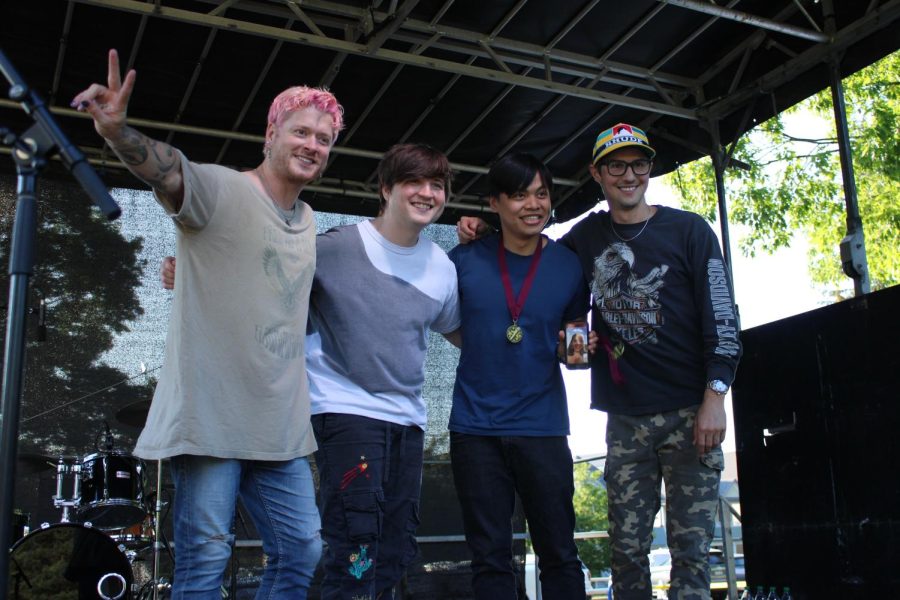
[709,380,728,393]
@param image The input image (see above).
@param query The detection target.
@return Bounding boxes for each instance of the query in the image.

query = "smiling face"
[568,333,586,356]
[589,146,652,216]
[490,171,551,247]
[375,144,452,240]
[381,177,447,231]
[572,334,584,351]
[265,107,335,186]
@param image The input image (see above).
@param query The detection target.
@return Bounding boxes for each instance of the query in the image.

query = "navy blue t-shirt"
[448,234,589,436]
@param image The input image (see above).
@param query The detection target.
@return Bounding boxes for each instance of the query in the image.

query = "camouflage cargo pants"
[606,406,724,600]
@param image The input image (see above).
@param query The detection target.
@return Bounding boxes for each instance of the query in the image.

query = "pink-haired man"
[73,49,345,598]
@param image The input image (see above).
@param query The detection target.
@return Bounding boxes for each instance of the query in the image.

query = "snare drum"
[7,523,132,599]
[77,452,146,531]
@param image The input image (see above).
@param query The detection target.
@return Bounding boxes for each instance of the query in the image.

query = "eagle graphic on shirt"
[262,245,306,313]
[591,242,669,345]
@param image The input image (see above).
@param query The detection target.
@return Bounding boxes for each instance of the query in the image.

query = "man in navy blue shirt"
[447,153,590,600]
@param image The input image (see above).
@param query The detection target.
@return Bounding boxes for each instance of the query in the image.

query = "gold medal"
[506,323,523,344]
[498,235,542,346]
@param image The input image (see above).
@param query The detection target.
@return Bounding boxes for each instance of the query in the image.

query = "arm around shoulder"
[442,328,462,348]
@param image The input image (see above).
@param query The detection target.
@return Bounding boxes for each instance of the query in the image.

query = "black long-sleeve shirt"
[560,206,742,416]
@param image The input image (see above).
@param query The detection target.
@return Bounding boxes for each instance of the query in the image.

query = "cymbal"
[17,453,56,475]
[116,399,152,428]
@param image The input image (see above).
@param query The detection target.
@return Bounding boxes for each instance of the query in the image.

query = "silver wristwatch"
[707,379,729,395]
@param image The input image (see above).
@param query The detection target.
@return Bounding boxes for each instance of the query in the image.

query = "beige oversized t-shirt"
[134,154,317,460]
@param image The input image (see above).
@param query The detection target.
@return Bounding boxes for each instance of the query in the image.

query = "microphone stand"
[0,47,121,593]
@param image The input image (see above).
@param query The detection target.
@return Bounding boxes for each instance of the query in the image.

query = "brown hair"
[376,144,452,212]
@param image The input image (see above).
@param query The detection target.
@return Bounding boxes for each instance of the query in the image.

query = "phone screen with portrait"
[564,320,590,370]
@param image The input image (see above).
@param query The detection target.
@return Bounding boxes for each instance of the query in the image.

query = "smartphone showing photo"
[564,320,590,370]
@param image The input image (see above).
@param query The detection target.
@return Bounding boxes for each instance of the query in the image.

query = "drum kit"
[8,400,172,600]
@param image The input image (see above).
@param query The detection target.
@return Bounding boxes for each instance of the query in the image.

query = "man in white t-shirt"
[307,143,460,599]
[73,48,344,599]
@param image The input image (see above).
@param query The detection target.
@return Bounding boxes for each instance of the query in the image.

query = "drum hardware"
[114,401,172,600]
[108,514,153,550]
[52,456,81,523]
[118,459,173,600]
[10,510,29,543]
[151,459,167,600]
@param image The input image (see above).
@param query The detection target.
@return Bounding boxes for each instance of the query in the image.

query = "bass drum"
[7,523,132,599]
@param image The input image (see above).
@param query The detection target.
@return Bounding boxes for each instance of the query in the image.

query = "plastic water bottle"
[780,587,793,600]
[766,586,779,600]
[753,586,765,600]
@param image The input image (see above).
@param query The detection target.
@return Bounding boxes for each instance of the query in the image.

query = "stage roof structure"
[1,0,898,224]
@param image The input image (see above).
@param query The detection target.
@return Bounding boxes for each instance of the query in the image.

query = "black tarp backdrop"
[732,284,900,599]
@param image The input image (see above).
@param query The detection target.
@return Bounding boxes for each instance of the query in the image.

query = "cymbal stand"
[152,458,166,600]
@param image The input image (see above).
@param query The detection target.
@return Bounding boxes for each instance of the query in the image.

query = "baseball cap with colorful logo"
[592,123,656,165]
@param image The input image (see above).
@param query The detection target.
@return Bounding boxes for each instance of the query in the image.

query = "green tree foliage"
[573,462,610,575]
[0,178,153,455]
[667,51,899,296]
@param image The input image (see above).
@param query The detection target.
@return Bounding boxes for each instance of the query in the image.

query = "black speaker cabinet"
[733,285,900,600]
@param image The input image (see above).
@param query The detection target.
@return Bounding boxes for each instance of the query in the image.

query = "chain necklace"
[256,167,298,226]
[610,208,653,242]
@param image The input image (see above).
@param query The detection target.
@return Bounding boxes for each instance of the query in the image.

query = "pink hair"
[267,86,345,140]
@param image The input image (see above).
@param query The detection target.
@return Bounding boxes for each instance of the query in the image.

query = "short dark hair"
[377,143,452,211]
[488,153,553,199]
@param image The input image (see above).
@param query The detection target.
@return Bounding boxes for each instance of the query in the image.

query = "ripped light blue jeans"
[169,455,321,599]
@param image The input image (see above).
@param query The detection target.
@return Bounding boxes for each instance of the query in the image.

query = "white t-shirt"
[306,220,460,428]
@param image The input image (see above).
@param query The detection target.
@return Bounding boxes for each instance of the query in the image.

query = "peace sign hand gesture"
[71,49,136,142]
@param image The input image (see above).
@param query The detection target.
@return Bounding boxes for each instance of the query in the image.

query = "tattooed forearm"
[144,140,179,189]
[108,126,182,196]
[113,127,150,166]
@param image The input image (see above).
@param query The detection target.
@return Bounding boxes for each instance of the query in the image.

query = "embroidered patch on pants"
[348,544,374,579]
[341,457,370,490]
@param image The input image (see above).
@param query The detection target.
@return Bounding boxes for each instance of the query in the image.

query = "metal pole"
[718,496,739,600]
[830,65,870,296]
[822,0,871,296]
[655,0,828,42]
[708,121,735,276]
[153,459,164,600]
[0,164,38,594]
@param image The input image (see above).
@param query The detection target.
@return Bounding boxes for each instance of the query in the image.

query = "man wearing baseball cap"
[567,123,741,599]
[458,123,741,599]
